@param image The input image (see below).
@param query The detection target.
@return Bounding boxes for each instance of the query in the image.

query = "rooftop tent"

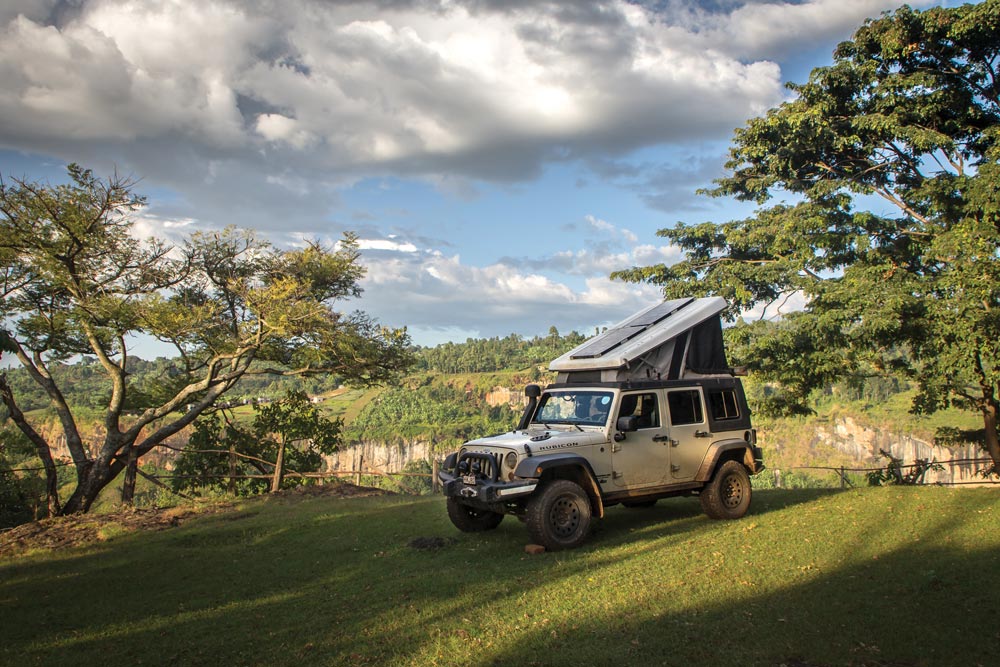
[549,297,732,383]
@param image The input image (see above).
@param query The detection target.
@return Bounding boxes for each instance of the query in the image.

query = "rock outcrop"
[810,416,987,484]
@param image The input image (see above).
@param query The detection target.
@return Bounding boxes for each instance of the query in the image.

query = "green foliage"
[172,390,342,496]
[0,428,36,528]
[345,379,518,450]
[0,425,76,527]
[615,2,1000,466]
[363,460,434,495]
[751,469,847,490]
[415,330,587,374]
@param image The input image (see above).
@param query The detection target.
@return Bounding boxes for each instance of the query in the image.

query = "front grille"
[457,451,500,483]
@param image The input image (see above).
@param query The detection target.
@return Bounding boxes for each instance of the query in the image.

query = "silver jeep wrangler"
[438,298,764,550]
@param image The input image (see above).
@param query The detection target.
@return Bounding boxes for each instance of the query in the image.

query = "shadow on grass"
[1,489,997,667]
[481,541,1000,667]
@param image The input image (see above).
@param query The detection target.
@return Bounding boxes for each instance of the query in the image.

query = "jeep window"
[708,389,740,421]
[667,389,704,426]
[534,390,614,427]
[617,392,660,429]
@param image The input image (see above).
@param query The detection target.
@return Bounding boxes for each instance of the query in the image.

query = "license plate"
[462,474,477,485]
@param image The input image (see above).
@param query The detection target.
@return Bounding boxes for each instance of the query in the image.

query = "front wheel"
[699,460,752,520]
[525,480,592,550]
[446,497,504,532]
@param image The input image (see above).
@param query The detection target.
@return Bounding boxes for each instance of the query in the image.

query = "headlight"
[505,451,518,469]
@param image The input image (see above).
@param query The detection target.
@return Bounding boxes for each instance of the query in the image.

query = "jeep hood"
[463,428,607,455]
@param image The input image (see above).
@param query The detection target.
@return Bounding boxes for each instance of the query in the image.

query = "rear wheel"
[525,479,592,550]
[699,460,752,520]
[446,497,504,532]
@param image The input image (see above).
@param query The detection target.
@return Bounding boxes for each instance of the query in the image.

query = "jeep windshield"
[532,390,614,428]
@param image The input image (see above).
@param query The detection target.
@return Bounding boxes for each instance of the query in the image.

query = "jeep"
[438,297,764,550]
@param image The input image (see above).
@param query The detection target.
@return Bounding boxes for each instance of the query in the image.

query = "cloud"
[500,213,681,277]
[357,237,419,253]
[338,213,682,344]
[0,0,925,231]
[356,245,667,345]
[682,0,936,62]
[0,1,787,184]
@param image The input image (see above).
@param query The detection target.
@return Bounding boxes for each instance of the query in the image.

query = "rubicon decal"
[537,441,580,451]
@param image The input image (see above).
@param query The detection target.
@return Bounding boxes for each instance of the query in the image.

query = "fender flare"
[695,439,758,482]
[515,453,605,519]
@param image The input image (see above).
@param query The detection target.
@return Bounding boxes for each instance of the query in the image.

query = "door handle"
[695,430,712,438]
[652,435,670,443]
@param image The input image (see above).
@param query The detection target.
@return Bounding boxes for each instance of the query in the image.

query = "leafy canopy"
[614,2,1000,468]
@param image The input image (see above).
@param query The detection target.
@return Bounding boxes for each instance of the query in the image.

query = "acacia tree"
[614,2,1000,471]
[0,164,413,515]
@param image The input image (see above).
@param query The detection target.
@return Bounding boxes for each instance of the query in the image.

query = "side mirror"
[616,415,639,433]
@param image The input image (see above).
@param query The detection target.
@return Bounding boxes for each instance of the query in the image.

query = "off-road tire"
[622,499,657,509]
[446,497,504,532]
[699,459,752,520]
[525,479,592,550]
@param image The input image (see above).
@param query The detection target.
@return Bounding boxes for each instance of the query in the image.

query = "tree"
[171,390,341,496]
[0,164,413,515]
[614,2,1000,472]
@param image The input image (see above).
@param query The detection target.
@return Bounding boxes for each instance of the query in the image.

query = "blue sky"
[0,0,959,350]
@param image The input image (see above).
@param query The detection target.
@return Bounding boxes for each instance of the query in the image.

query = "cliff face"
[326,400,992,485]
[323,439,434,475]
[26,417,184,470]
[809,416,986,484]
[484,386,527,409]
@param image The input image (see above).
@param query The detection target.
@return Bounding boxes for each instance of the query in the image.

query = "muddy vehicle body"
[438,297,764,550]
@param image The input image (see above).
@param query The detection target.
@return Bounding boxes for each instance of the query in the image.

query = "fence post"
[432,458,440,493]
[228,441,237,495]
[773,468,781,489]
[840,466,846,489]
[121,446,138,506]
[355,453,363,486]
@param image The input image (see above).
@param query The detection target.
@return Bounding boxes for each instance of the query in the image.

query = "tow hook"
[460,487,477,498]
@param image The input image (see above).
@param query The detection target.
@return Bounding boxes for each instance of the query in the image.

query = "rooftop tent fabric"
[685,315,728,374]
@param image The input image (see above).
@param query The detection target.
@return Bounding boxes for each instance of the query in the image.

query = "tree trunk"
[60,459,115,515]
[270,439,285,493]
[228,441,237,495]
[983,398,1000,474]
[0,374,61,516]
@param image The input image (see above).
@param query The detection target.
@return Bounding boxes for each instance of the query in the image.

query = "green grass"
[2,488,999,666]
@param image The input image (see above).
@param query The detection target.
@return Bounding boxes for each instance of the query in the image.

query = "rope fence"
[5,456,997,496]
[763,456,998,488]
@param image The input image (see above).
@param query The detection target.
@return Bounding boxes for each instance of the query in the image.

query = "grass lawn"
[1,487,998,667]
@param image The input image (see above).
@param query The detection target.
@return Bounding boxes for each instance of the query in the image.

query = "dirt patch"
[0,505,224,558]
[0,483,393,558]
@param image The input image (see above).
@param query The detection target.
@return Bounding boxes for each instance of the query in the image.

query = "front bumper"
[438,469,538,505]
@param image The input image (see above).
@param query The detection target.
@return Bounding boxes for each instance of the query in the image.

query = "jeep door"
[665,387,710,481]
[611,390,671,488]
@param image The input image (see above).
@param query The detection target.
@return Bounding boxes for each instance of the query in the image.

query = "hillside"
[1,487,998,666]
